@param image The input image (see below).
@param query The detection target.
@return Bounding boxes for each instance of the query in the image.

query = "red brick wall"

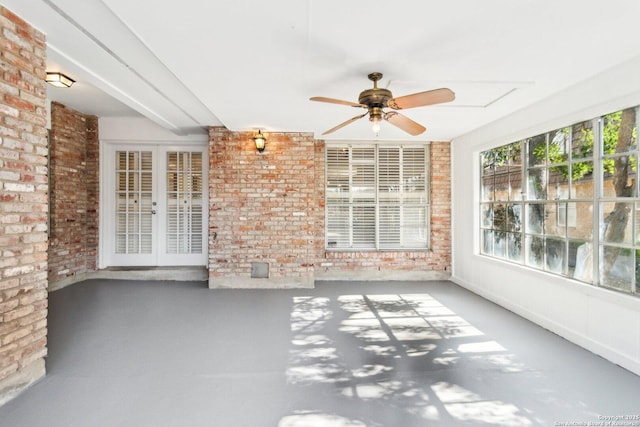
[0,6,48,404]
[208,127,316,287]
[316,141,452,279]
[48,102,99,285]
[209,127,451,286]
[430,141,452,269]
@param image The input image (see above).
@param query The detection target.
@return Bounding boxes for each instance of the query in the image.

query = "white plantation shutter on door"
[115,150,153,254]
[326,144,430,250]
[166,151,204,254]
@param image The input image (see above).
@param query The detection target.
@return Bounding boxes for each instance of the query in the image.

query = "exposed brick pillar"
[429,141,452,270]
[0,6,49,405]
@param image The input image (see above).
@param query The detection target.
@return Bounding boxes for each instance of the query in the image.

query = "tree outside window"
[480,106,639,296]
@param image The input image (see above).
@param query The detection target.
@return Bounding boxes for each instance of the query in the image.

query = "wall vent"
[251,262,269,278]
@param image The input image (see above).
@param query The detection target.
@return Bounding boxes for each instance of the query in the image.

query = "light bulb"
[372,117,381,134]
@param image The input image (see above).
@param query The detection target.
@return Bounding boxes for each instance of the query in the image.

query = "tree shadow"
[281,291,551,426]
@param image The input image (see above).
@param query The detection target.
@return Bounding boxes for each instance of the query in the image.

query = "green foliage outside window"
[481,106,639,295]
[529,111,637,181]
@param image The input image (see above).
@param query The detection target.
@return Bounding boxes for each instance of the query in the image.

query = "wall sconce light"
[45,72,75,88]
[253,130,267,152]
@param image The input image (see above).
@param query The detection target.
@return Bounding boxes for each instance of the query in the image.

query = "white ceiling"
[7,0,640,141]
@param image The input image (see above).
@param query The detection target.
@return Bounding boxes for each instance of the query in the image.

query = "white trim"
[451,271,640,376]
[325,143,430,250]
[99,141,208,268]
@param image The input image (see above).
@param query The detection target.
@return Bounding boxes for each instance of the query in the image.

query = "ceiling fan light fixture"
[310,72,455,136]
[45,72,75,88]
[370,112,382,135]
[371,118,381,134]
[369,106,383,135]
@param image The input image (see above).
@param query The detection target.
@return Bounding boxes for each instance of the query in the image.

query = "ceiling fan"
[310,72,455,136]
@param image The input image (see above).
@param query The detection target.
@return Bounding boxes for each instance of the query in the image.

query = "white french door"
[101,143,208,267]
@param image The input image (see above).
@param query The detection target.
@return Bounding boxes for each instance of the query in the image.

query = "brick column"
[0,6,48,405]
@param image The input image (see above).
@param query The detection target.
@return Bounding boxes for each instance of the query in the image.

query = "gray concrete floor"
[1,279,639,427]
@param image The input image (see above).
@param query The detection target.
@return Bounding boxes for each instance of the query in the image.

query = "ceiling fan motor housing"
[368,106,384,123]
[358,88,392,108]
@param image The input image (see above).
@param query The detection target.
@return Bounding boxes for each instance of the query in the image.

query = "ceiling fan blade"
[383,111,426,136]
[310,97,365,108]
[387,88,455,110]
[322,113,368,135]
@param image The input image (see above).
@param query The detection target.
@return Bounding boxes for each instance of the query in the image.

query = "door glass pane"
[191,234,203,253]
[141,151,152,170]
[167,152,178,171]
[141,235,152,253]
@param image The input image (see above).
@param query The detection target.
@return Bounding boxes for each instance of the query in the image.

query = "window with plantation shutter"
[326,144,430,250]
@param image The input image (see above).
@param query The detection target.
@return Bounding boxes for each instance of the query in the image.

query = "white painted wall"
[451,55,640,376]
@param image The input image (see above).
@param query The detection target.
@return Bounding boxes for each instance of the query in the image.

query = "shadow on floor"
[1,279,639,427]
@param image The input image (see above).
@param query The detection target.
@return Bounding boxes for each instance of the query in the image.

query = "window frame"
[479,106,640,297]
[325,142,431,251]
